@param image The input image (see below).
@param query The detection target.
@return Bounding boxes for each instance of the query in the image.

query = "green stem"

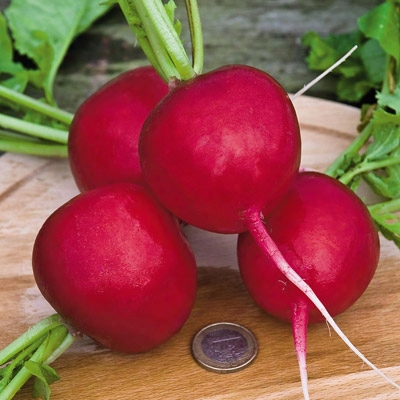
[0,114,68,144]
[44,332,75,365]
[185,0,203,75]
[42,6,87,105]
[0,315,76,400]
[0,326,70,400]
[368,197,400,214]
[117,0,170,82]
[0,339,43,390]
[143,0,195,80]
[136,1,180,81]
[0,315,62,365]
[339,155,400,185]
[0,138,68,157]
[0,85,73,126]
[118,0,198,82]
[325,122,373,178]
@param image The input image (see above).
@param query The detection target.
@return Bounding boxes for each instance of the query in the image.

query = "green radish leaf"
[302,31,343,71]
[359,38,386,84]
[302,30,361,71]
[371,210,400,247]
[336,74,375,102]
[0,13,24,76]
[76,1,115,35]
[377,86,400,114]
[4,0,113,103]
[25,360,60,400]
[164,0,182,39]
[302,29,382,102]
[372,107,400,125]
[0,13,29,92]
[364,164,400,198]
[0,363,14,391]
[358,0,400,64]
[303,0,400,248]
[365,121,400,161]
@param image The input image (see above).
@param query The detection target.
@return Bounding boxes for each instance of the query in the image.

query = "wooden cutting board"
[1,96,400,399]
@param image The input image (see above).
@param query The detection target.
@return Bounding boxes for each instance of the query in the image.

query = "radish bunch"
[136,62,399,397]
[30,62,399,399]
[24,0,399,396]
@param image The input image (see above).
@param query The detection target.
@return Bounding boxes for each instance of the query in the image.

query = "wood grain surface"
[1,96,400,399]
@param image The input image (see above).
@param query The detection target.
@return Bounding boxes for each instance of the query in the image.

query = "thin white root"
[298,349,310,400]
[291,45,358,100]
[244,209,400,392]
[292,300,311,400]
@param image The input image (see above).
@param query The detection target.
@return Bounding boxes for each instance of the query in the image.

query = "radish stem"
[325,123,374,178]
[243,207,400,391]
[118,0,204,83]
[185,0,204,75]
[118,0,197,82]
[0,315,76,400]
[0,85,73,126]
[339,155,400,185]
[0,114,68,144]
[0,132,68,157]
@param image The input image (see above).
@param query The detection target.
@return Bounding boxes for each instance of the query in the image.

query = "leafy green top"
[0,0,113,157]
[303,0,400,247]
[1,0,112,104]
[116,0,203,83]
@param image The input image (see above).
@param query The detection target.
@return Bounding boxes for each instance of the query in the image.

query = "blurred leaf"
[3,0,113,103]
[25,360,59,400]
[358,0,400,64]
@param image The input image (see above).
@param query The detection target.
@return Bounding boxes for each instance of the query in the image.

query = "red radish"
[32,183,197,353]
[139,64,301,233]
[139,64,399,391]
[68,66,169,191]
[238,171,381,398]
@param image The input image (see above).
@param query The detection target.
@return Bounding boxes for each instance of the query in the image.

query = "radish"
[139,64,301,233]
[138,64,399,393]
[68,66,169,191]
[238,171,381,398]
[32,183,197,353]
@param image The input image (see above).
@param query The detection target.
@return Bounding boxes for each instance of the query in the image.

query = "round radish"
[32,183,197,353]
[68,66,169,191]
[237,171,380,397]
[139,64,301,233]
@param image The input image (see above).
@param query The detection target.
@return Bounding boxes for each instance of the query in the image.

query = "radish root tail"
[292,299,310,400]
[243,207,400,392]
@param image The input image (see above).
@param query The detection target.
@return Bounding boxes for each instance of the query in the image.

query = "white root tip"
[292,300,311,400]
[298,350,310,400]
[291,45,358,100]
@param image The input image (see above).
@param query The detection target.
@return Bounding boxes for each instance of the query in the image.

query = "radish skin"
[68,66,168,191]
[140,64,301,233]
[32,183,197,353]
